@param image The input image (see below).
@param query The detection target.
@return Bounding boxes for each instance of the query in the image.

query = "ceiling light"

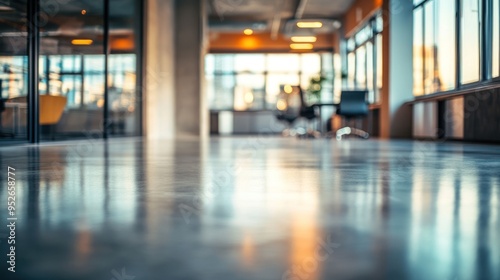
[81,9,87,15]
[290,43,314,50]
[291,36,317,43]
[72,39,93,45]
[243,29,253,35]
[297,21,323,28]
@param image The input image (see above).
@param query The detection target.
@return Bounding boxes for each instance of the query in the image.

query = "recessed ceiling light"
[243,29,253,35]
[72,39,93,45]
[290,43,314,50]
[296,21,323,28]
[291,36,317,43]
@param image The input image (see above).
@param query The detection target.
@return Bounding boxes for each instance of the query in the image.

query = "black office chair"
[336,90,369,140]
[297,86,320,138]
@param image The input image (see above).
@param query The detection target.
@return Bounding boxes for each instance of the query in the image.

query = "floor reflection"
[0,138,499,279]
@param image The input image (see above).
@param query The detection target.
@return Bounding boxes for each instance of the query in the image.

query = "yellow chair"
[39,95,67,126]
[7,95,67,124]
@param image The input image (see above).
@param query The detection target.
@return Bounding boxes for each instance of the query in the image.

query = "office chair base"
[336,127,369,140]
[282,128,298,137]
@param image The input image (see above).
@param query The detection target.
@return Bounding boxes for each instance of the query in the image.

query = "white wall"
[144,0,176,140]
[144,0,208,140]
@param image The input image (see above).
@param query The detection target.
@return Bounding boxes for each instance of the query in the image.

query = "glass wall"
[205,53,333,111]
[40,1,105,140]
[0,0,142,144]
[108,0,142,136]
[0,1,28,142]
[346,14,383,103]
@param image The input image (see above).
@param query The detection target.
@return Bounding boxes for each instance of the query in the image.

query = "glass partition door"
[39,1,105,141]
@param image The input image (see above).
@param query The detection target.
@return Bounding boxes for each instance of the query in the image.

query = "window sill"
[410,81,500,103]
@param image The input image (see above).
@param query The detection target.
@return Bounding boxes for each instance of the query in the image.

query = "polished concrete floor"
[0,137,499,280]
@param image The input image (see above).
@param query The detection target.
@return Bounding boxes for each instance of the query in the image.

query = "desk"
[2,102,28,136]
[312,103,338,134]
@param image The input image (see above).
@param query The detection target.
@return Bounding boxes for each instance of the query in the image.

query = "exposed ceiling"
[298,0,355,18]
[208,0,355,35]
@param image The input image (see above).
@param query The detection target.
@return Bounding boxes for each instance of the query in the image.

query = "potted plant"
[306,75,327,103]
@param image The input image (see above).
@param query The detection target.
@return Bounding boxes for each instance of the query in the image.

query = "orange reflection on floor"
[288,193,321,280]
[75,229,92,268]
[241,233,255,268]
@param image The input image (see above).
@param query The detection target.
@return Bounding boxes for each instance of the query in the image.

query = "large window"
[356,45,367,89]
[435,0,456,90]
[205,53,333,111]
[346,14,383,103]
[333,53,342,103]
[366,42,374,96]
[414,0,456,96]
[424,1,435,94]
[413,6,424,96]
[493,0,499,78]
[460,0,481,84]
[347,50,356,89]
[376,34,383,100]
[413,0,500,96]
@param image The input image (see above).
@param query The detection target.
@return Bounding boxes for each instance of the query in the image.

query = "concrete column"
[380,0,414,138]
[144,0,176,140]
[174,0,208,139]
